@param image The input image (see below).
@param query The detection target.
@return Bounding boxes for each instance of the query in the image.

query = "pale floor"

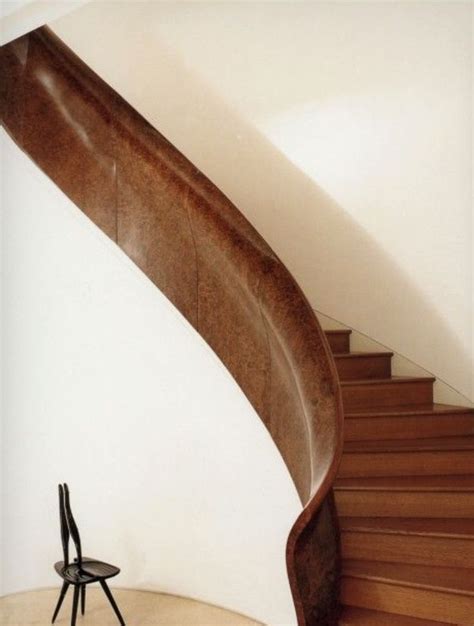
[0,588,264,626]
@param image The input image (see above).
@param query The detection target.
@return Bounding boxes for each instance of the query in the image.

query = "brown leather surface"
[1,27,344,625]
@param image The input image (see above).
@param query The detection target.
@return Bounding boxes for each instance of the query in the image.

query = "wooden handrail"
[0,27,344,625]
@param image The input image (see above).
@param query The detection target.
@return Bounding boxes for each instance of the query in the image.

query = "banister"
[0,26,344,625]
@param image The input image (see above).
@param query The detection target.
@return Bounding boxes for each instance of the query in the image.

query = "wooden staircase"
[324,330,474,625]
[2,26,472,624]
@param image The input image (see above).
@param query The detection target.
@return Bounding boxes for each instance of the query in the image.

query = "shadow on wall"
[52,12,473,403]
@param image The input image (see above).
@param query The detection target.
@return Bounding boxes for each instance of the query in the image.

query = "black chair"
[52,483,126,625]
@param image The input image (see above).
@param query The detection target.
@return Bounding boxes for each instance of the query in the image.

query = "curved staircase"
[1,26,473,626]
[324,330,474,625]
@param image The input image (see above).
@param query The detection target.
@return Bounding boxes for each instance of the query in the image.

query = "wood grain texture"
[21,31,118,240]
[341,377,435,410]
[344,404,474,441]
[342,559,474,593]
[339,606,451,626]
[0,28,344,626]
[339,437,474,477]
[325,330,351,354]
[341,576,474,624]
[334,352,393,381]
[341,560,474,624]
[340,520,474,567]
[335,478,474,518]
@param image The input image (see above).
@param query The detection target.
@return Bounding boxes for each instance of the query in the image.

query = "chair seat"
[55,557,120,585]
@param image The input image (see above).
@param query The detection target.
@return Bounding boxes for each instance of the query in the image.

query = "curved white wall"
[52,1,473,402]
[1,130,300,626]
[0,1,89,45]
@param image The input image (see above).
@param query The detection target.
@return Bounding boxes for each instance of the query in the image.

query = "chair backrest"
[58,484,69,566]
[58,483,83,566]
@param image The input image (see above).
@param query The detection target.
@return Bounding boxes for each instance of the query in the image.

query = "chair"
[51,483,126,625]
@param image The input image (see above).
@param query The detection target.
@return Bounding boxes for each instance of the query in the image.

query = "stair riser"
[344,414,474,441]
[342,381,433,410]
[326,333,350,353]
[340,607,452,626]
[341,531,474,568]
[335,491,474,518]
[339,450,474,478]
[335,355,392,381]
[341,577,474,624]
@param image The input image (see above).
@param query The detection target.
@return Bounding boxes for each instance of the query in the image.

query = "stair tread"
[344,435,474,453]
[345,402,474,417]
[339,605,451,626]
[340,516,474,538]
[341,376,435,387]
[334,351,394,359]
[342,559,474,594]
[325,329,352,335]
[335,474,474,491]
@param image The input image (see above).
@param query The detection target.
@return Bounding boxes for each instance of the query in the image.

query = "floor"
[0,588,264,626]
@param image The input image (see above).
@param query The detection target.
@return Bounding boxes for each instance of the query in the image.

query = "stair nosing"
[341,376,436,387]
[344,435,474,453]
[334,351,394,359]
[345,403,474,418]
[335,475,474,492]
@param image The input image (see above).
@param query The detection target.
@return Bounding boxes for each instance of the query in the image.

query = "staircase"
[2,25,473,626]
[324,330,474,625]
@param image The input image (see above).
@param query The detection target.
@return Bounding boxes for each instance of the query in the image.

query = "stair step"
[344,403,474,441]
[340,517,474,567]
[341,377,435,411]
[339,436,474,477]
[341,561,474,625]
[336,474,474,490]
[341,560,474,623]
[340,516,474,536]
[335,475,474,517]
[334,351,393,380]
[343,558,474,594]
[339,606,451,626]
[345,435,474,452]
[325,329,351,353]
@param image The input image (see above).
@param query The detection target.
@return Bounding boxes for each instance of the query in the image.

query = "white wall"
[1,129,300,626]
[0,0,89,45]
[52,1,473,402]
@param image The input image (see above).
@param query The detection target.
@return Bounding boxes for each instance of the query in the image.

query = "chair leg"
[51,582,69,623]
[80,585,86,615]
[71,585,80,626]
[99,579,125,626]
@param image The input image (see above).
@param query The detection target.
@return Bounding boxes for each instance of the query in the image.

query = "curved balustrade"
[0,27,344,625]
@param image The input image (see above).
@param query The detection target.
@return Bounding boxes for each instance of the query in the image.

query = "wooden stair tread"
[341,376,436,387]
[344,404,474,441]
[340,517,474,538]
[345,403,474,418]
[344,435,474,453]
[325,329,352,336]
[342,559,474,595]
[334,351,393,381]
[334,351,394,358]
[325,330,474,619]
[339,605,451,625]
[335,475,474,491]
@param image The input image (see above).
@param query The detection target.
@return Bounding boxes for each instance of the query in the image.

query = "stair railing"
[0,27,344,625]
